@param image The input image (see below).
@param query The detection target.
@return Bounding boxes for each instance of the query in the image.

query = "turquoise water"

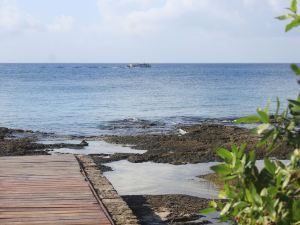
[0,63,298,135]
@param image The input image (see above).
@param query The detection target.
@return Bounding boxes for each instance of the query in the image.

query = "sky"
[0,0,299,63]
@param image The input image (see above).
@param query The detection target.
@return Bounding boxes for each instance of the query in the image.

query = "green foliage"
[276,0,300,32]
[209,147,300,225]
[235,64,300,151]
[201,1,300,224]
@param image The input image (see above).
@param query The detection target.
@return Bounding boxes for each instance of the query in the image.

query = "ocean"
[0,63,298,136]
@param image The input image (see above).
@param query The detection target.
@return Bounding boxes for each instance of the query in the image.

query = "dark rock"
[80,140,89,146]
[104,124,292,164]
[0,127,10,139]
[122,195,213,225]
[0,138,50,156]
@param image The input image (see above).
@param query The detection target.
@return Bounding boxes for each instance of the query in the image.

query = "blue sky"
[0,0,299,63]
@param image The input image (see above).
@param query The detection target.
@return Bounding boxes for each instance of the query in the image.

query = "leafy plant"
[277,0,300,32]
[201,1,300,224]
[202,146,300,225]
[235,85,300,152]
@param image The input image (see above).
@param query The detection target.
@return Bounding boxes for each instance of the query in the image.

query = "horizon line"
[0,62,298,64]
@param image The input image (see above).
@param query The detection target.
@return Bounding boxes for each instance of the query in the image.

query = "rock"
[178,129,188,135]
[80,140,89,146]
[122,195,212,225]
[104,123,292,164]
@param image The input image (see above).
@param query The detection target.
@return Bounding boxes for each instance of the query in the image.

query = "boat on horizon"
[127,63,151,68]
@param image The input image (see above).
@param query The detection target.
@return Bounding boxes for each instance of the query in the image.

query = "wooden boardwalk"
[0,155,113,225]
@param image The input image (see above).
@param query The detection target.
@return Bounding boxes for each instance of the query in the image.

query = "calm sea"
[0,63,298,135]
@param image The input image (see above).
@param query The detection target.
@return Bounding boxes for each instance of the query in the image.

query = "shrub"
[201,1,300,224]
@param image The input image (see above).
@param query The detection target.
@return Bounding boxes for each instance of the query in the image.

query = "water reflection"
[104,160,220,198]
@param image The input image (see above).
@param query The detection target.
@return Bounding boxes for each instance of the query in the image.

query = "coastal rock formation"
[104,124,291,164]
[122,195,212,225]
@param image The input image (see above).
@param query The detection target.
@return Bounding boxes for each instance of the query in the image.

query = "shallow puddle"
[104,160,220,199]
[104,159,290,199]
[37,140,146,155]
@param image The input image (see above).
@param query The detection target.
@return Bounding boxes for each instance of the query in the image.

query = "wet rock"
[45,143,86,150]
[0,127,9,139]
[91,153,135,171]
[0,138,50,156]
[80,140,89,146]
[104,124,291,164]
[122,195,213,225]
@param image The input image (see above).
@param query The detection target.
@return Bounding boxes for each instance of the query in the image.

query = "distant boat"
[127,63,151,68]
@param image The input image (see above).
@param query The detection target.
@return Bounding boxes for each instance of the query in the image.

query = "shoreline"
[1,123,291,162]
[0,123,292,225]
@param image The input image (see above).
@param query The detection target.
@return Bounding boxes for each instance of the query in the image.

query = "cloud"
[97,0,243,35]
[48,15,74,33]
[242,0,288,12]
[0,0,41,33]
[96,0,293,38]
[0,1,74,35]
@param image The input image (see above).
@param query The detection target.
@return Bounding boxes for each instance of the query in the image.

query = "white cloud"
[243,0,288,12]
[0,1,74,34]
[48,15,74,33]
[97,0,243,35]
[0,0,41,33]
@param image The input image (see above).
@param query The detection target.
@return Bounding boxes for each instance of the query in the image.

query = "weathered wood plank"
[0,155,112,225]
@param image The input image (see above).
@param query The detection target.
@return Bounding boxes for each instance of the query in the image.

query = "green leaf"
[287,121,295,130]
[250,183,262,205]
[257,108,269,123]
[200,207,216,214]
[276,15,292,20]
[264,158,276,175]
[293,200,300,221]
[224,175,237,181]
[257,129,274,147]
[288,99,300,106]
[291,0,298,13]
[220,203,231,216]
[238,144,246,158]
[291,64,300,75]
[216,148,233,162]
[218,190,227,198]
[211,164,231,175]
[217,201,224,209]
[231,144,238,156]
[233,201,248,209]
[276,173,283,187]
[234,115,260,124]
[282,174,291,188]
[275,97,281,116]
[286,18,300,32]
[209,201,218,208]
[260,188,268,197]
[290,105,300,115]
[249,150,256,164]
[245,189,253,203]
[254,123,270,135]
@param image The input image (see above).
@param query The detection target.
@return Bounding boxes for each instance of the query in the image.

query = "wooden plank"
[0,155,112,225]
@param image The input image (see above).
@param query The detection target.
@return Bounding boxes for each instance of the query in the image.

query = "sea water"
[0,63,298,135]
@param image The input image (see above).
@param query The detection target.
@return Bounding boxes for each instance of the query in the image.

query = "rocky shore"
[122,195,212,225]
[0,124,292,225]
[0,127,88,156]
[1,124,291,161]
[102,123,291,165]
